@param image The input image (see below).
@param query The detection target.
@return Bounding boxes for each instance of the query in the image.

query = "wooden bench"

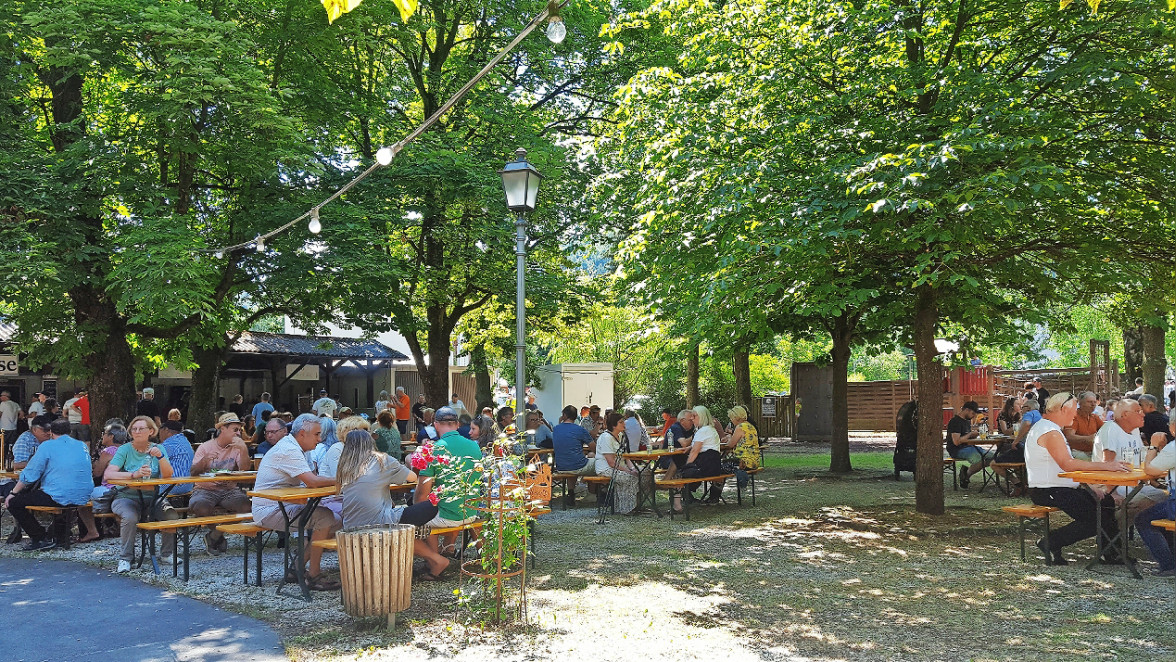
[310,538,337,550]
[138,512,253,581]
[737,467,765,506]
[1152,519,1176,532]
[990,462,1026,496]
[216,521,268,586]
[1002,505,1059,563]
[26,503,92,548]
[552,471,579,510]
[654,474,736,521]
[943,458,958,491]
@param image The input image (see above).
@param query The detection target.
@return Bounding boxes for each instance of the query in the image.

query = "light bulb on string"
[545,0,565,43]
[376,147,394,166]
[214,250,224,259]
[308,208,322,234]
[255,235,265,253]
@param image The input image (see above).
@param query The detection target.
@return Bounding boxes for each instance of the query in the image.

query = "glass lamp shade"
[498,148,543,213]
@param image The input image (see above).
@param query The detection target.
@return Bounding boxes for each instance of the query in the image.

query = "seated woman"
[103,415,180,573]
[1026,392,1130,566]
[335,429,447,575]
[722,405,761,470]
[372,410,403,458]
[594,412,640,514]
[91,423,129,514]
[996,397,1021,436]
[308,416,339,473]
[684,405,725,505]
[470,415,496,451]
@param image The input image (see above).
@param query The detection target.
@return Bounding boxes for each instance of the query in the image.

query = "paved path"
[0,557,287,662]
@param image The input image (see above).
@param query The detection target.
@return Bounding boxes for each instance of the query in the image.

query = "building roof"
[231,332,408,361]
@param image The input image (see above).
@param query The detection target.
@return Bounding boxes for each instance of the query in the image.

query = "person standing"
[449,393,467,418]
[136,388,162,427]
[394,387,411,435]
[312,389,337,418]
[0,391,22,452]
[251,392,275,423]
[375,390,392,413]
[229,394,248,419]
[27,392,46,418]
[1033,377,1052,405]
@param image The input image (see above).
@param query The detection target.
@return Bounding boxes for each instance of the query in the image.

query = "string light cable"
[207,0,570,255]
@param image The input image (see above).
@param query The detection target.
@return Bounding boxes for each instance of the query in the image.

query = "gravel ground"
[4,446,1173,662]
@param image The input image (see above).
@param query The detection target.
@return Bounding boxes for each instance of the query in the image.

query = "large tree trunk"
[418,317,453,408]
[1123,325,1143,388]
[829,315,853,474]
[188,344,228,436]
[733,346,752,408]
[913,284,945,516]
[82,307,137,430]
[1141,320,1166,402]
[686,342,700,408]
[470,345,494,415]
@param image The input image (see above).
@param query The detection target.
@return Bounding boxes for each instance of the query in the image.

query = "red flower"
[427,492,440,506]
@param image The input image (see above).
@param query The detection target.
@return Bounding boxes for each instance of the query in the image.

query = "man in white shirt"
[252,413,340,590]
[1092,399,1167,514]
[449,393,467,418]
[1127,377,1145,396]
[0,391,22,444]
[1135,435,1175,576]
[27,392,46,417]
[311,389,337,418]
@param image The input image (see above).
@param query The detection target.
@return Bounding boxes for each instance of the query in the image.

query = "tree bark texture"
[829,316,853,474]
[686,343,700,408]
[1141,322,1166,403]
[913,284,945,515]
[470,345,494,415]
[1123,325,1143,387]
[733,347,752,409]
[188,344,228,436]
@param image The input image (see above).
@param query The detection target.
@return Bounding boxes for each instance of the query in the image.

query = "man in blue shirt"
[3,418,95,551]
[158,421,195,495]
[1,415,53,543]
[251,391,275,425]
[552,405,596,477]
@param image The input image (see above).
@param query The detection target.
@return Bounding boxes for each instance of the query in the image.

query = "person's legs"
[7,489,58,541]
[152,501,180,557]
[397,420,408,435]
[1030,487,1101,552]
[111,498,143,562]
[304,507,341,578]
[1135,499,1176,572]
[77,505,98,542]
[957,446,984,479]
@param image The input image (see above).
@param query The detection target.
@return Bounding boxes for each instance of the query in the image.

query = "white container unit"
[532,363,614,419]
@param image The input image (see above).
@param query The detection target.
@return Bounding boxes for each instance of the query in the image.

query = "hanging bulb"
[545,14,566,43]
[255,235,265,252]
[376,147,394,166]
[308,208,322,234]
[214,250,224,259]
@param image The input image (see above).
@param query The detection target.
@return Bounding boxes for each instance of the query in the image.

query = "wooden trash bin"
[337,524,414,629]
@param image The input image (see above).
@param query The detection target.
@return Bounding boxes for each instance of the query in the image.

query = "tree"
[598,0,1176,513]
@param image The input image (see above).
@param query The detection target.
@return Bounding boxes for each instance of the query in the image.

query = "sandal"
[306,574,341,591]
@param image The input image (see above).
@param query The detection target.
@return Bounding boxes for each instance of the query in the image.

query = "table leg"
[1119,484,1143,579]
[275,502,296,596]
[294,496,324,600]
[1083,485,1104,571]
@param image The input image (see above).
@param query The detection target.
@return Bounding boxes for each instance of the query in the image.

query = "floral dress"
[731,422,761,470]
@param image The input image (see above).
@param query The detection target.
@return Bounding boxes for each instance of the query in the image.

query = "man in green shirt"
[416,406,482,575]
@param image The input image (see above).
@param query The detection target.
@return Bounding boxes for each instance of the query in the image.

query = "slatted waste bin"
[337,524,414,629]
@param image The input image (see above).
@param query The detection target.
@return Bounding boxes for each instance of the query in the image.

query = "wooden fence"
[748,394,795,439]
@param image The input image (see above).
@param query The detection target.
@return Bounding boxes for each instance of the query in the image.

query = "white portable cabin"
[532,363,614,419]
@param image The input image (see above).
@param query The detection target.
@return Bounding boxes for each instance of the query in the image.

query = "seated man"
[252,413,340,590]
[660,409,696,480]
[157,420,194,496]
[1139,394,1171,447]
[416,407,482,577]
[1092,399,1167,515]
[1135,432,1176,577]
[526,411,553,449]
[1062,391,1100,460]
[946,401,993,488]
[3,418,95,550]
[2,415,53,543]
[190,413,252,556]
[551,405,596,489]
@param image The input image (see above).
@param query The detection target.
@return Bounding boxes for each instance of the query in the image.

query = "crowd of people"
[945,381,1175,577]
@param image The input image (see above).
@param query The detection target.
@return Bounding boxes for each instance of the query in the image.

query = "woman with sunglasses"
[104,415,180,573]
[1025,392,1130,566]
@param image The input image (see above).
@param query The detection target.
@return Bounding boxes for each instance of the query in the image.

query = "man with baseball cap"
[416,407,482,573]
[312,389,337,418]
[189,413,252,555]
[945,401,994,488]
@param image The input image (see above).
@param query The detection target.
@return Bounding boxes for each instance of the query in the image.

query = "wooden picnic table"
[246,485,337,600]
[107,474,255,574]
[1058,469,1150,578]
[623,448,687,517]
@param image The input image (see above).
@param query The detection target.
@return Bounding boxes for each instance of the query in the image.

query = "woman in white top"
[595,412,640,514]
[1026,392,1130,566]
[685,405,726,504]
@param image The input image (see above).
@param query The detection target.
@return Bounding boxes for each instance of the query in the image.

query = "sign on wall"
[0,355,18,377]
[761,396,776,418]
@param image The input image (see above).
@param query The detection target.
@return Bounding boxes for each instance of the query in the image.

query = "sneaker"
[958,470,970,489]
[5,528,22,544]
[22,538,56,552]
[216,535,229,554]
[205,533,223,557]
[117,560,132,573]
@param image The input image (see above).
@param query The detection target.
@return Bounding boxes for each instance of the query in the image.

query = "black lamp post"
[498,148,543,415]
